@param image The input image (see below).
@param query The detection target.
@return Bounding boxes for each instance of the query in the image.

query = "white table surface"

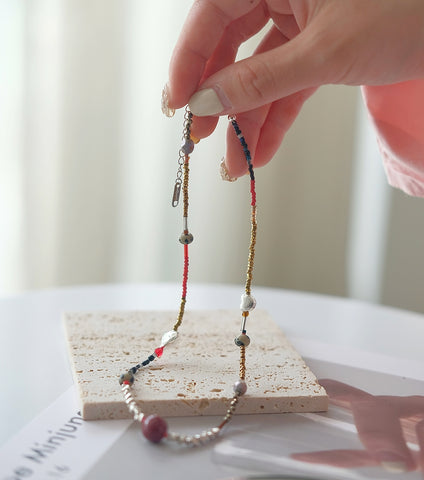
[1,282,424,478]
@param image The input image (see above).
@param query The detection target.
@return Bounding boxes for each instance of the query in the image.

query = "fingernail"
[376,451,408,473]
[380,461,408,473]
[189,86,231,116]
[161,83,175,118]
[220,158,237,182]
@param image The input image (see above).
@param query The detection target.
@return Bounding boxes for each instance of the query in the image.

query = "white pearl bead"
[233,379,247,396]
[240,293,256,311]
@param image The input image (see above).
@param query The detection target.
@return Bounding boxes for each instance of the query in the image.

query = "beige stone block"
[63,310,327,420]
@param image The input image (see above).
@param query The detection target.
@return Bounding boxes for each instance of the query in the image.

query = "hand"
[292,379,424,475]
[167,0,424,178]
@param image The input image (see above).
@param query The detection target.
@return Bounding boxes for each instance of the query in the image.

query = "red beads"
[154,346,164,357]
[141,414,167,443]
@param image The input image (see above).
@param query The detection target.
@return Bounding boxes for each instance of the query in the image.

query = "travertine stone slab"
[63,310,327,420]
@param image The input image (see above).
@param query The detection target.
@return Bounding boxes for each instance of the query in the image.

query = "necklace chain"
[119,109,257,446]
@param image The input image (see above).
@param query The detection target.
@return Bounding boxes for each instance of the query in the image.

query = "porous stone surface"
[63,310,327,420]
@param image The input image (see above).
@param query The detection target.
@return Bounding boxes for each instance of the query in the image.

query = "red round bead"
[141,414,167,443]
[154,346,164,357]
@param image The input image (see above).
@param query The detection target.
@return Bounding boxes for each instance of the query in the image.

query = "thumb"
[188,31,330,116]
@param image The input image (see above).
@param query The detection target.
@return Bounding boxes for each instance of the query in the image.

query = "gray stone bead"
[119,371,135,385]
[240,293,256,311]
[233,379,247,396]
[181,138,194,155]
[234,334,250,347]
[179,232,194,244]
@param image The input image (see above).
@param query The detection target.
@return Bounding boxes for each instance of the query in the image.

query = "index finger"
[168,0,262,109]
[318,379,372,409]
[352,398,416,472]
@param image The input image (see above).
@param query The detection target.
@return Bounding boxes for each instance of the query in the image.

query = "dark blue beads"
[231,119,254,180]
[122,348,161,390]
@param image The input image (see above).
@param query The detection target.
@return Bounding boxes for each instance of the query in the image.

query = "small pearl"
[233,379,247,396]
[240,293,256,311]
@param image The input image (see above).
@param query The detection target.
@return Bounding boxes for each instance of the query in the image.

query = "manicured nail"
[377,451,408,473]
[380,461,408,473]
[220,158,237,182]
[189,86,231,116]
[161,83,175,118]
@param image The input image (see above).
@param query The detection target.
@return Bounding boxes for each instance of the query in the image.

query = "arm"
[363,80,424,197]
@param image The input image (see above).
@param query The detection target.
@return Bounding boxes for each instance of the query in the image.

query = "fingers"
[224,87,316,178]
[352,398,416,472]
[317,379,372,409]
[168,0,263,110]
[199,2,269,84]
[187,2,269,141]
[190,116,219,142]
[416,419,424,472]
[293,380,422,474]
[378,395,424,417]
[187,20,331,117]
[222,24,316,177]
[291,449,378,468]
[253,86,317,167]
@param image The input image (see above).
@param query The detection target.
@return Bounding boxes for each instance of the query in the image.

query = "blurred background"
[1,0,424,313]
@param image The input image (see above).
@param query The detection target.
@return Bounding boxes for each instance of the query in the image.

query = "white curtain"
[0,0,365,301]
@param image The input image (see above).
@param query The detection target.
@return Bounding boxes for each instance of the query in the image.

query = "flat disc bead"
[141,415,168,443]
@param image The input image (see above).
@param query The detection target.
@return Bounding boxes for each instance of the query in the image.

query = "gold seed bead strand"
[173,298,186,332]
[231,115,256,432]
[239,344,246,380]
[245,204,257,296]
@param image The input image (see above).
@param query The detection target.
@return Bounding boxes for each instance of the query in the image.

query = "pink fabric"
[362,80,424,197]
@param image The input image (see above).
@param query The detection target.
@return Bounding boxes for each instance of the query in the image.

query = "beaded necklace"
[119,109,257,447]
